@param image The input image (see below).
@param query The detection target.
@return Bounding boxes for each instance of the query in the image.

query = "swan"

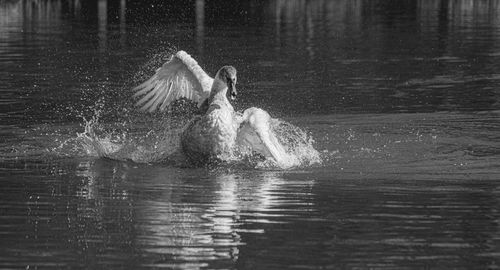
[133,51,295,168]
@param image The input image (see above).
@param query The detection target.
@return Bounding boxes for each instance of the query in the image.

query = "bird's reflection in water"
[73,159,315,267]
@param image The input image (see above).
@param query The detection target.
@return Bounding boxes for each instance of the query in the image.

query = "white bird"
[133,51,294,168]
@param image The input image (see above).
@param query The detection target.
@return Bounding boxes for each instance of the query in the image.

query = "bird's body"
[133,50,293,168]
[181,98,238,165]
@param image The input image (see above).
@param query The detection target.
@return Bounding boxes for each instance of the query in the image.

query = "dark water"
[2,0,500,269]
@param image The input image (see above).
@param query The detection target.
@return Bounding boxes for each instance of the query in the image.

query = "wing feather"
[133,50,214,112]
[236,108,295,168]
[159,82,174,111]
[142,81,165,112]
[147,81,169,112]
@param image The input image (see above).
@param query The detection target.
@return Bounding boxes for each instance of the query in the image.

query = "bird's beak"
[229,81,237,100]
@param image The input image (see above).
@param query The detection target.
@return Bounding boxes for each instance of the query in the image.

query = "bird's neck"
[209,78,228,104]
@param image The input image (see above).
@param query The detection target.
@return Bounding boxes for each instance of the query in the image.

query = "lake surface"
[1,0,500,269]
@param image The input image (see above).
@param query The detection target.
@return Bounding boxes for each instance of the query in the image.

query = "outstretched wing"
[133,51,214,112]
[236,108,296,169]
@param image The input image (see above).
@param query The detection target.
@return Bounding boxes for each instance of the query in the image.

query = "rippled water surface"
[1,0,500,269]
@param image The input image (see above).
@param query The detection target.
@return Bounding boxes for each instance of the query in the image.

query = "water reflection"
[10,138,500,269]
[0,0,62,29]
[120,0,126,47]
[195,0,205,55]
[2,0,499,52]
[2,0,500,114]
[0,0,132,52]
[66,159,315,267]
[0,0,63,53]
[97,0,107,53]
[2,0,500,268]
[72,0,81,17]
[271,0,363,60]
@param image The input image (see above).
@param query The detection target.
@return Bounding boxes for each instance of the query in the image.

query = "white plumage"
[133,51,213,111]
[133,50,294,168]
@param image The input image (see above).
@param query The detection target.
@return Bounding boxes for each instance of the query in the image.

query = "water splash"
[76,110,185,164]
[266,118,322,168]
[51,47,321,169]
[74,108,321,169]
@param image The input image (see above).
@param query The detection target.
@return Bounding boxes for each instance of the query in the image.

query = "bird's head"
[216,66,237,100]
